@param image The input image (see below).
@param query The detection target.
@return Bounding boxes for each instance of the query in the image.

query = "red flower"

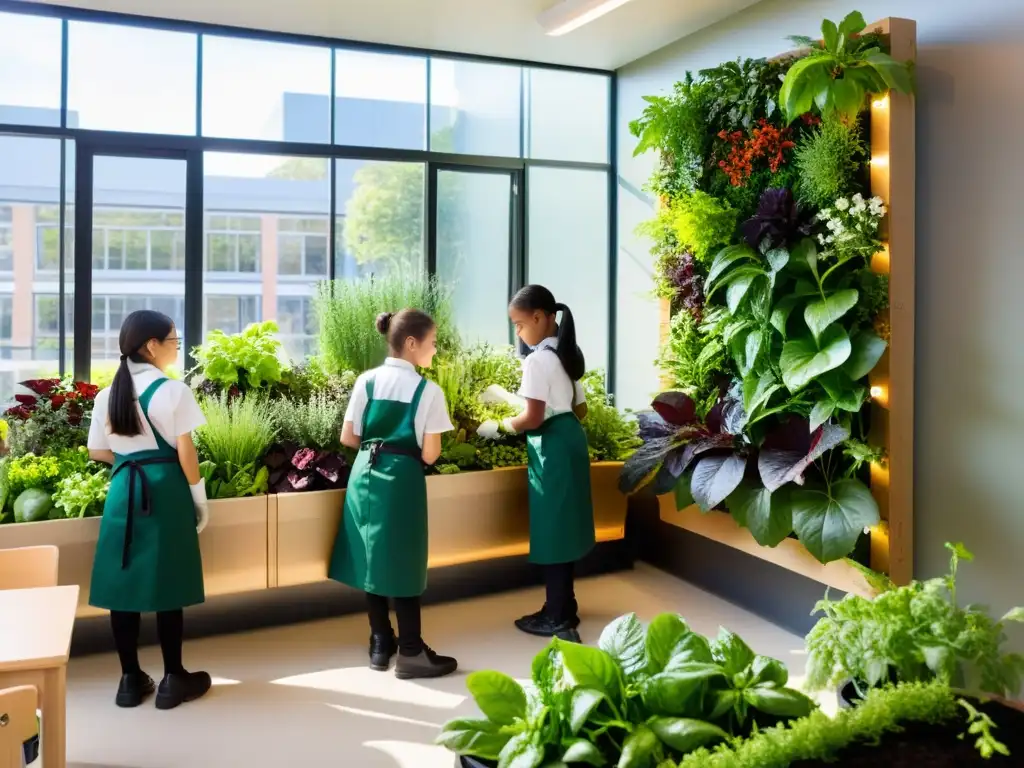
[14,394,37,407]
[72,381,99,400]
[20,378,60,397]
[49,394,67,410]
[4,405,32,420]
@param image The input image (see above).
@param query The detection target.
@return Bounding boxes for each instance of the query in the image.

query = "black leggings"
[110,609,185,677]
[545,562,577,622]
[366,593,423,656]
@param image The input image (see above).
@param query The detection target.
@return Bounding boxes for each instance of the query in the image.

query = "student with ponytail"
[87,310,212,709]
[477,285,595,642]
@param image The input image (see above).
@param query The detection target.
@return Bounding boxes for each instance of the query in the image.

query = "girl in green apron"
[328,309,458,679]
[478,285,595,642]
[87,310,212,709]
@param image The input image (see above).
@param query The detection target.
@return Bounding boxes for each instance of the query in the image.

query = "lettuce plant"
[437,613,812,767]
[191,320,286,392]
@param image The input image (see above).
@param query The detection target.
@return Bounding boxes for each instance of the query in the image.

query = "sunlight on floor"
[327,703,444,729]
[271,666,468,709]
[363,739,455,768]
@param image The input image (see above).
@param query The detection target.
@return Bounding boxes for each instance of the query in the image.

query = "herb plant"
[805,542,1024,699]
[194,393,277,500]
[191,320,287,393]
[437,612,812,767]
[794,118,866,208]
[779,11,914,122]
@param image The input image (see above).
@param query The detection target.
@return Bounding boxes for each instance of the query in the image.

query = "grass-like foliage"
[195,393,278,468]
[272,392,347,452]
[795,118,866,209]
[316,273,458,375]
[678,681,959,768]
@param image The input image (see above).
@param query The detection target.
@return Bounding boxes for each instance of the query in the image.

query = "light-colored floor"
[57,564,812,768]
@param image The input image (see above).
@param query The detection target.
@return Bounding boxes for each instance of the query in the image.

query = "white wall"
[616,0,1024,631]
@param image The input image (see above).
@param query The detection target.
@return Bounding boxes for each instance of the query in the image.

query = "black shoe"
[369,632,397,671]
[115,672,155,708]
[515,613,581,639]
[155,670,212,710]
[519,603,580,629]
[395,645,458,680]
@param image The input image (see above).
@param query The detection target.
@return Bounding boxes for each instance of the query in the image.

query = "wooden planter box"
[0,496,269,617]
[274,462,629,587]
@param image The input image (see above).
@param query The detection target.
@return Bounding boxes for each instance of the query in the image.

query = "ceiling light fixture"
[537,0,639,37]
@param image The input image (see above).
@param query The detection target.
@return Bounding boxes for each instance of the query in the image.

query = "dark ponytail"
[108,309,174,436]
[510,285,585,381]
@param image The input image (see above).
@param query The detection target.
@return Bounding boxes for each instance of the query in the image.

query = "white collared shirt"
[518,337,586,420]
[345,357,454,447]
[87,362,206,454]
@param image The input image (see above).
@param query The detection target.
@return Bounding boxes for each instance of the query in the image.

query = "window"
[35,206,74,272]
[0,206,13,272]
[527,167,610,373]
[527,69,610,163]
[205,214,261,273]
[67,22,197,135]
[88,294,185,361]
[430,59,521,157]
[0,12,62,127]
[335,160,425,278]
[205,295,260,336]
[89,209,185,271]
[277,296,317,360]
[33,294,74,362]
[278,217,329,277]
[0,296,13,359]
[334,50,427,150]
[202,37,331,143]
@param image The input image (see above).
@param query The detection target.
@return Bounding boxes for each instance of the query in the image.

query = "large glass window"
[334,50,427,150]
[527,167,609,373]
[90,294,185,361]
[430,60,521,157]
[335,159,425,279]
[202,37,331,143]
[0,12,62,127]
[205,295,260,336]
[89,209,185,272]
[34,295,74,363]
[436,169,513,346]
[0,206,13,272]
[527,69,610,163]
[67,22,197,135]
[205,214,261,274]
[277,295,318,360]
[278,217,329,277]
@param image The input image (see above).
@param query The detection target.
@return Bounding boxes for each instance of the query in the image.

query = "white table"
[0,585,78,768]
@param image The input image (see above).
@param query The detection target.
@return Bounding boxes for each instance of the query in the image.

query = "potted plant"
[437,612,813,767]
[805,542,1024,709]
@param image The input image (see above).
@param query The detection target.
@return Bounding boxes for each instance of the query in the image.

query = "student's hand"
[476,420,501,440]
[190,481,210,534]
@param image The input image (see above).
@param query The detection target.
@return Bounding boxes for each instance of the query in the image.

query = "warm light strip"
[538,0,638,36]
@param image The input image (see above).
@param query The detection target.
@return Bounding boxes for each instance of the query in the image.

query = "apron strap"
[360,374,376,437]
[137,378,175,453]
[111,455,179,569]
[407,377,427,433]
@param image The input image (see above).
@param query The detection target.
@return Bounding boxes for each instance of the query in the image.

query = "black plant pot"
[837,669,901,710]
[457,757,495,768]
[23,733,40,765]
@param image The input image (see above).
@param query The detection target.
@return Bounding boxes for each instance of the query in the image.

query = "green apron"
[329,375,429,598]
[89,378,205,613]
[526,401,595,565]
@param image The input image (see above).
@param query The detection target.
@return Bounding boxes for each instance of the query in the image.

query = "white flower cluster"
[816,193,886,254]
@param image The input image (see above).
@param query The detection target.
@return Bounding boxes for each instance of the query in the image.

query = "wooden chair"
[0,686,37,768]
[0,546,58,590]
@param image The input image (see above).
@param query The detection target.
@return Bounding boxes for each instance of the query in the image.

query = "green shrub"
[192,320,286,392]
[579,371,641,461]
[794,118,866,209]
[272,392,347,452]
[316,274,458,375]
[195,394,276,499]
[669,190,739,264]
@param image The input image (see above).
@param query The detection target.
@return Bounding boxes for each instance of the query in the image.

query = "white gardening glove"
[477,420,501,440]
[190,481,210,534]
[480,384,527,410]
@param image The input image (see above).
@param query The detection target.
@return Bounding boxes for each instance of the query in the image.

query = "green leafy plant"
[192,320,287,392]
[657,311,727,413]
[437,612,812,767]
[272,392,347,452]
[194,393,277,499]
[959,698,1011,759]
[316,273,458,375]
[805,542,1024,700]
[668,191,739,265]
[579,371,641,462]
[780,11,914,123]
[699,57,790,134]
[794,118,866,208]
[51,468,110,519]
[679,681,961,768]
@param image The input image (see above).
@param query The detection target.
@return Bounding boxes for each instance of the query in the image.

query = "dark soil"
[791,699,1024,768]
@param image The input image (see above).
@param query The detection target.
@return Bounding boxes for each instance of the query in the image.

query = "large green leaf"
[829,75,866,119]
[559,641,620,698]
[769,296,801,337]
[664,634,715,669]
[804,288,859,341]
[436,718,512,760]
[727,482,792,547]
[726,271,761,314]
[498,732,545,768]
[467,671,527,725]
[749,655,789,687]
[710,628,756,676]
[618,725,659,768]
[843,331,888,380]
[743,686,815,718]
[570,688,605,734]
[648,717,728,753]
[706,245,756,295]
[821,18,839,52]
[809,401,836,432]
[691,454,747,512]
[743,371,782,416]
[838,10,867,38]
[642,667,722,716]
[864,50,914,93]
[791,480,880,563]
[781,58,830,121]
[646,614,690,674]
[674,474,695,510]
[764,247,790,273]
[741,331,763,377]
[780,326,852,392]
[599,613,647,679]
